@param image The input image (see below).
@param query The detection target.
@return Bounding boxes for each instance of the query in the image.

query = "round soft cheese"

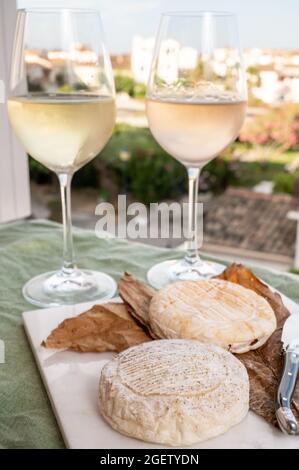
[98,339,249,446]
[149,279,276,353]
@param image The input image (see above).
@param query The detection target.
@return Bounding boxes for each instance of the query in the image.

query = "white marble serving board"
[23,293,299,449]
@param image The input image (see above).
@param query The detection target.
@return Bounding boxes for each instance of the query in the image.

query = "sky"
[18,0,299,53]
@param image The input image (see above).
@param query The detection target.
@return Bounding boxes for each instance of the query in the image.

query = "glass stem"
[184,167,201,265]
[58,173,76,274]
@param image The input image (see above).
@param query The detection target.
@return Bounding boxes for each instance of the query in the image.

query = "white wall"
[0,0,31,222]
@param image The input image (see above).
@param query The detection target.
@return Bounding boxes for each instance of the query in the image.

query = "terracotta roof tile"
[203,188,297,257]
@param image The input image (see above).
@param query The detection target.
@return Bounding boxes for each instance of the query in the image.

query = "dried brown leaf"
[217,263,299,428]
[42,302,151,353]
[118,272,154,328]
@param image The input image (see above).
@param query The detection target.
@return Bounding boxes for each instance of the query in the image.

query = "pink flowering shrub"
[240,105,299,150]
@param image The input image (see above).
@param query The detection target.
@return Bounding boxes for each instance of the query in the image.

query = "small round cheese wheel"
[149,279,277,353]
[99,339,249,446]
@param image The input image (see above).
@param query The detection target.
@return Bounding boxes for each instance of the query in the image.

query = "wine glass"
[146,11,247,288]
[8,8,117,307]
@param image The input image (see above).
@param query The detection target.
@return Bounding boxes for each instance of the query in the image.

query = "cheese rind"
[149,279,277,353]
[98,339,249,446]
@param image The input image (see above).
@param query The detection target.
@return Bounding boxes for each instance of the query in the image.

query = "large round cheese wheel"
[98,339,249,446]
[149,279,276,353]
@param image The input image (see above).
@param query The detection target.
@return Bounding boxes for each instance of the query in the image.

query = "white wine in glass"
[146,12,247,288]
[8,9,117,307]
[8,94,115,172]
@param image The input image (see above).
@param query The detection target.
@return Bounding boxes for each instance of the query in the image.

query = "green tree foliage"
[114,74,146,98]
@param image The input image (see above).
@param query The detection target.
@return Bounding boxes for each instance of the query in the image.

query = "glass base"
[23,268,117,308]
[147,259,225,289]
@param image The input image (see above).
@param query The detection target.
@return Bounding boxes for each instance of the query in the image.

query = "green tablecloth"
[1,219,299,449]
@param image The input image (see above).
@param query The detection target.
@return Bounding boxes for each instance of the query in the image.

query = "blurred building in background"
[130,37,299,104]
[110,53,131,71]
[245,48,299,103]
[131,36,154,83]
[23,37,299,105]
